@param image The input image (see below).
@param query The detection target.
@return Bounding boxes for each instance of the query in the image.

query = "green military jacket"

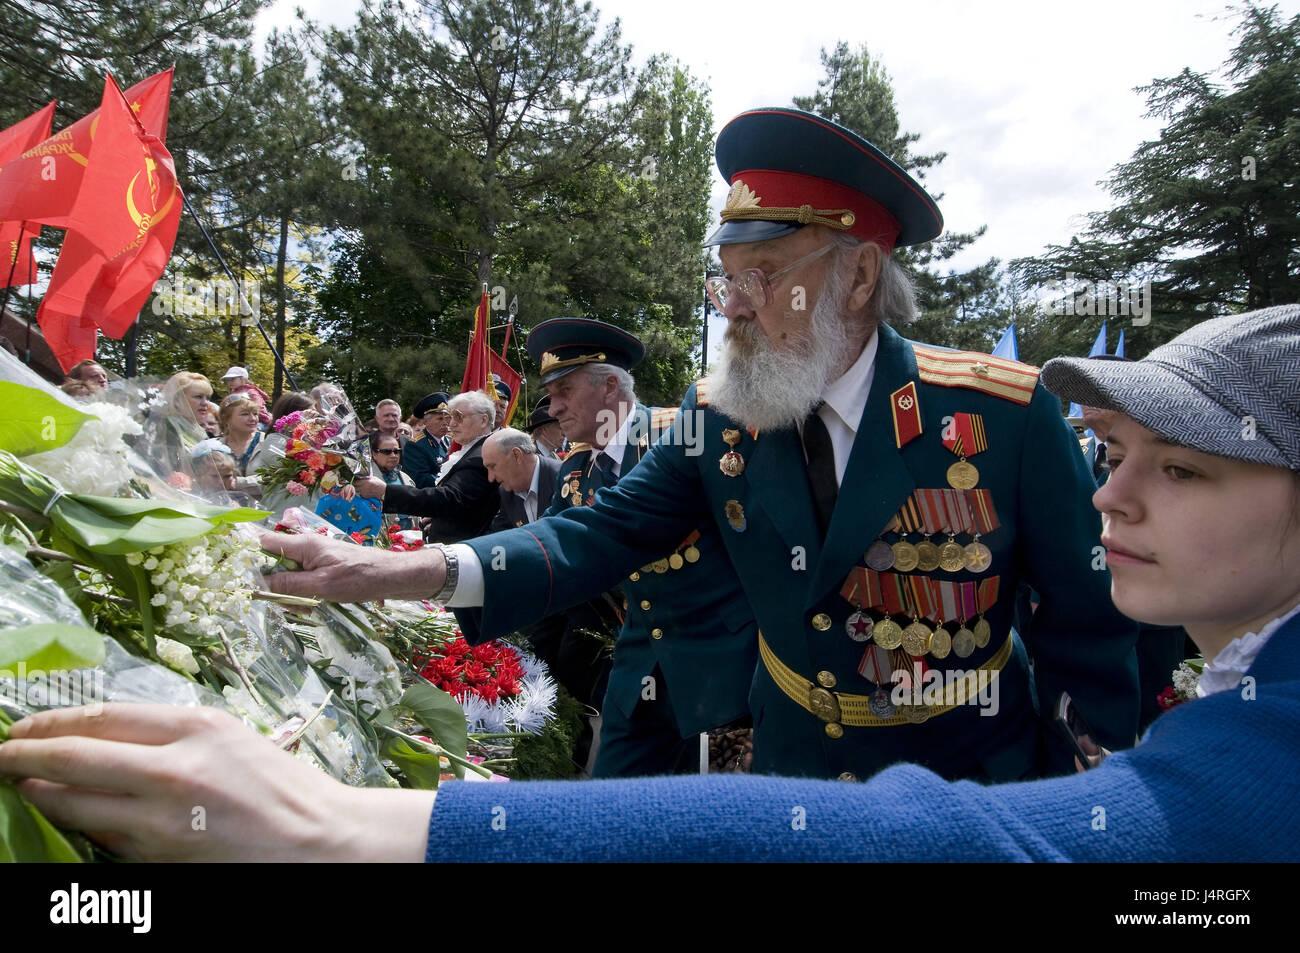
[458,324,1139,780]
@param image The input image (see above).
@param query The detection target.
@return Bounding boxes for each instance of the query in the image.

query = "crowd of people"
[2,106,1295,863]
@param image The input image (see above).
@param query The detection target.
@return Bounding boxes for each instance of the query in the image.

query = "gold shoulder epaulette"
[566,442,593,455]
[912,344,1039,406]
[410,431,426,443]
[694,376,712,406]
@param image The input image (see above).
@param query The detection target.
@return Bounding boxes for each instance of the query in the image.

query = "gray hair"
[375,398,400,414]
[829,232,918,325]
[580,362,638,404]
[451,389,495,426]
[487,427,538,456]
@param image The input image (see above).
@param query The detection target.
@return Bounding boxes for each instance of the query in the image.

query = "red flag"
[490,349,523,424]
[0,221,38,288]
[36,74,181,371]
[0,69,172,229]
[459,286,494,397]
[64,74,179,261]
[0,102,57,287]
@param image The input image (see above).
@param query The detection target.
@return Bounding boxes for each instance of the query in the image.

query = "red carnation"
[459,661,489,685]
[444,639,471,658]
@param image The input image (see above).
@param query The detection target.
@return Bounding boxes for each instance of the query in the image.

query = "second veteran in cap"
[402,392,452,488]
[456,317,759,778]
[431,108,1139,782]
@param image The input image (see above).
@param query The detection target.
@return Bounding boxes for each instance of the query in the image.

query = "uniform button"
[622,600,628,610]
[640,600,652,611]
[651,628,664,640]
[816,671,837,689]
[838,772,858,783]
[824,722,843,739]
[811,613,832,631]
[629,572,640,581]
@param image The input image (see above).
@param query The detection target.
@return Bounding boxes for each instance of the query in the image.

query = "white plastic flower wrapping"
[22,401,144,497]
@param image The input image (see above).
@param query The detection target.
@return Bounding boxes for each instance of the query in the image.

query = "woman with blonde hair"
[144,371,213,475]
[3,307,1298,862]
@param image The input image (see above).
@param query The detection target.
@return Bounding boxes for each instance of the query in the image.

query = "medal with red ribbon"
[942,412,987,489]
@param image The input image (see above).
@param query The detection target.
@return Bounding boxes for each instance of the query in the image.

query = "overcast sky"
[259,0,1298,353]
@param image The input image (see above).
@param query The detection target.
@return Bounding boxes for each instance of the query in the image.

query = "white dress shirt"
[796,330,878,486]
[515,455,542,523]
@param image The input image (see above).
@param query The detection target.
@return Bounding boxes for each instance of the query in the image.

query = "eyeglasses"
[450,410,485,422]
[375,448,402,456]
[705,243,835,314]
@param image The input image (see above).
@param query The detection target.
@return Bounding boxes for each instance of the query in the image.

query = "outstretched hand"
[261,530,446,603]
[0,705,434,862]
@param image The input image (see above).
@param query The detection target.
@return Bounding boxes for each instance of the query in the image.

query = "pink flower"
[286,480,307,496]
[274,411,304,433]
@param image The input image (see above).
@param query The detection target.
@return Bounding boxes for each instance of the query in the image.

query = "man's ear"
[846,242,885,313]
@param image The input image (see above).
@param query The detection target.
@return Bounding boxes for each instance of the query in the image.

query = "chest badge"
[719,429,745,477]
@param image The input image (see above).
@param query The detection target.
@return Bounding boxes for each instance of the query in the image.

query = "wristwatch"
[431,543,458,604]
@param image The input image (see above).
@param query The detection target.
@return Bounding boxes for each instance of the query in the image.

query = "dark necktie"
[801,404,838,535]
[596,451,619,487]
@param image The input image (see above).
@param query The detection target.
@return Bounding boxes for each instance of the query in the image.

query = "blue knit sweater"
[427,615,1300,862]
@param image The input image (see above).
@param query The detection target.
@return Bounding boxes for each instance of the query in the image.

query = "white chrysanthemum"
[459,694,491,734]
[518,651,547,680]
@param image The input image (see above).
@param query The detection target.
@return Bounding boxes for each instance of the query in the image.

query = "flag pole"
[181,192,297,391]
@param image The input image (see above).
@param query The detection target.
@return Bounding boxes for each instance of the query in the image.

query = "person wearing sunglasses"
[369,430,417,531]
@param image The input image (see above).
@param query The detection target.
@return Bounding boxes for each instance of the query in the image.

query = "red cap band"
[730,169,902,252]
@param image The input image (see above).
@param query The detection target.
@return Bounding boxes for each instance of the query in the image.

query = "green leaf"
[399,682,468,768]
[379,735,444,789]
[0,381,92,457]
[49,496,268,555]
[0,623,105,672]
[0,782,85,862]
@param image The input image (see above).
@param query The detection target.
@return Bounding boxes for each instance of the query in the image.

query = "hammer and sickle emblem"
[126,162,176,232]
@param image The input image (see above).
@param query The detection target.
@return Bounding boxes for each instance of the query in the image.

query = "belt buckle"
[808,686,841,724]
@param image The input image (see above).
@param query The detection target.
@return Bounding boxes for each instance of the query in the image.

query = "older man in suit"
[484,428,561,530]
[356,390,499,543]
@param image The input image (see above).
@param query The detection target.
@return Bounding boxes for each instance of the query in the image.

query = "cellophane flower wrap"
[0,356,570,860]
[256,387,369,501]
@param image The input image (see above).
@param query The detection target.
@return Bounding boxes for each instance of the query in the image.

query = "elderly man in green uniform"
[402,392,451,488]
[464,316,758,778]
[269,108,1139,782]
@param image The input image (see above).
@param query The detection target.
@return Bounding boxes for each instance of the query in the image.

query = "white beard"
[707,267,852,431]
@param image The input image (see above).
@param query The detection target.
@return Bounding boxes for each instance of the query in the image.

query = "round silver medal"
[869,688,897,719]
[845,610,874,642]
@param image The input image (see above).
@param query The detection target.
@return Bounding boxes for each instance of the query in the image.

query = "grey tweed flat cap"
[1040,304,1300,471]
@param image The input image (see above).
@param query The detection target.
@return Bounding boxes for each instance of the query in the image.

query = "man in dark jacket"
[356,390,499,543]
